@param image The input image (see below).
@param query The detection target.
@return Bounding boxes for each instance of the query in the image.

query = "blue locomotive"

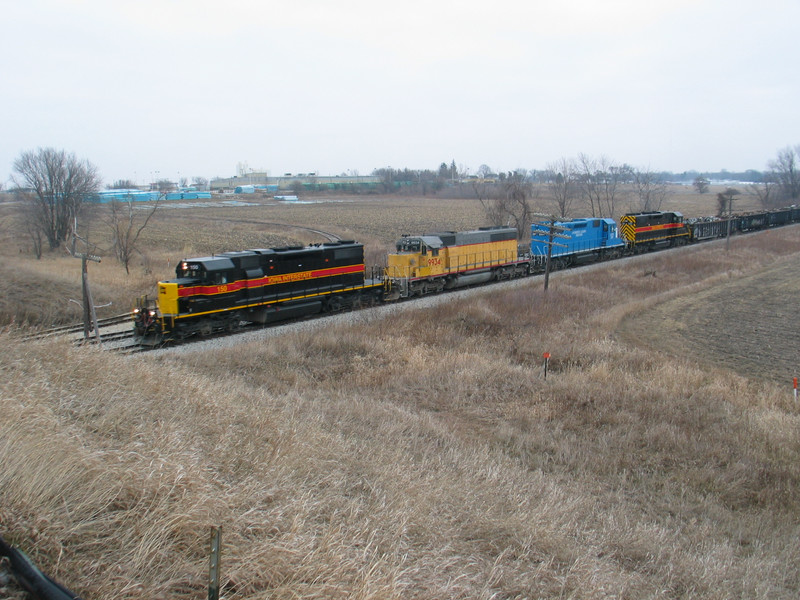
[530,217,626,269]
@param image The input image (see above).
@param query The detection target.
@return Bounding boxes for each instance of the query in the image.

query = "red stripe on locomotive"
[177,264,365,297]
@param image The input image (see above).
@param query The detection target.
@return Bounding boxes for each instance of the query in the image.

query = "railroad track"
[20,314,132,342]
[71,324,149,354]
[73,329,135,345]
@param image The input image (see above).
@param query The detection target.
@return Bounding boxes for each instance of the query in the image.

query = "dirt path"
[617,256,800,384]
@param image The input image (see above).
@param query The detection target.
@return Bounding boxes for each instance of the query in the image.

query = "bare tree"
[693,176,710,194]
[577,154,625,218]
[716,187,740,217]
[632,168,668,212]
[748,173,780,209]
[107,196,160,274]
[473,187,494,218]
[472,170,534,239]
[109,179,137,189]
[18,192,45,258]
[12,148,101,252]
[155,179,175,193]
[498,170,534,239]
[767,145,800,203]
[472,179,503,225]
[476,164,493,180]
[545,157,578,218]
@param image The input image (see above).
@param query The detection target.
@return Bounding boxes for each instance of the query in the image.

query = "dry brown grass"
[1,192,799,598]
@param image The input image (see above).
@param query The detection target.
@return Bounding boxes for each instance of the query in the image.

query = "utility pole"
[77,251,102,341]
[69,223,102,342]
[725,195,734,252]
[719,187,740,252]
[532,213,570,291]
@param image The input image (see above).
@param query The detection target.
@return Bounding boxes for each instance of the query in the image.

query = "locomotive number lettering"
[427,257,442,266]
[217,285,228,293]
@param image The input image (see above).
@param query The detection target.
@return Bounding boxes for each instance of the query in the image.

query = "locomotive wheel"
[327,296,342,312]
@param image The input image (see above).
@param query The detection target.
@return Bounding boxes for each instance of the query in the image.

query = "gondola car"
[530,217,625,270]
[767,207,792,227]
[134,241,383,345]
[688,217,733,242]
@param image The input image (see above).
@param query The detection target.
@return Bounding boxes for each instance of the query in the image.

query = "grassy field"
[1,186,799,598]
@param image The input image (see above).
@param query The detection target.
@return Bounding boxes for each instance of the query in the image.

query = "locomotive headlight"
[148,310,156,317]
[133,308,140,314]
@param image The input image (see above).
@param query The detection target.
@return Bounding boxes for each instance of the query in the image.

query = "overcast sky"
[3,0,798,186]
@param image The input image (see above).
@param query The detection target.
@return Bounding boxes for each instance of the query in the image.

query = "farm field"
[1,187,799,599]
[618,252,800,384]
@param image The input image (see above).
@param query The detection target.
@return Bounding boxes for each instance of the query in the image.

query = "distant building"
[211,172,381,193]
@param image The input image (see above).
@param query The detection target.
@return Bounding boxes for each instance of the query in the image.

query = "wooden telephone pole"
[69,226,102,342]
[532,213,570,291]
[78,251,102,341]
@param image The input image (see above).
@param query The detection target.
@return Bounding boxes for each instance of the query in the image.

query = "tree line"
[387,148,800,239]
[6,145,800,264]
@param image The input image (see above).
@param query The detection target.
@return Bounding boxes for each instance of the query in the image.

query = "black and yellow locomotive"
[620,211,690,252]
[134,241,382,345]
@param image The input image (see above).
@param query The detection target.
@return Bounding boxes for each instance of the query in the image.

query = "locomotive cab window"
[178,262,202,279]
[397,239,421,252]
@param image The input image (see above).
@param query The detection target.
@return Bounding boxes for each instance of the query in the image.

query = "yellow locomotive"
[384,226,529,299]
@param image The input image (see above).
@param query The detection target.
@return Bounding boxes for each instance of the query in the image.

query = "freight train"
[133,206,800,345]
